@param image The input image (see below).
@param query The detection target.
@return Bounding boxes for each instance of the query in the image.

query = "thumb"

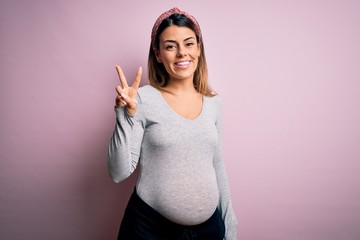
[121,93,137,110]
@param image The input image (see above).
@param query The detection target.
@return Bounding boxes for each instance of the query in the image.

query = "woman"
[108,7,238,240]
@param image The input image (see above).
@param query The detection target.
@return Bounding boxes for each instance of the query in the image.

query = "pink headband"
[151,7,202,51]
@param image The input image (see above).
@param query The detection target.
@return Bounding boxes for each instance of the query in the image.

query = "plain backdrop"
[1,0,360,239]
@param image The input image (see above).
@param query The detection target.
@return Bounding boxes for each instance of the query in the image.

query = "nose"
[176,44,187,57]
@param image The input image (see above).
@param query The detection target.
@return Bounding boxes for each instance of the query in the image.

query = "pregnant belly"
[137,169,220,225]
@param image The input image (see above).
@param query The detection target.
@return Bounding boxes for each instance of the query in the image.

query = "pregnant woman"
[107,7,238,240]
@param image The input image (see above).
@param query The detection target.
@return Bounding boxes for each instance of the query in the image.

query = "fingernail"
[121,93,128,99]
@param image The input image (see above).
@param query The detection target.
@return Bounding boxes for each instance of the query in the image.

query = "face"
[156,25,201,83]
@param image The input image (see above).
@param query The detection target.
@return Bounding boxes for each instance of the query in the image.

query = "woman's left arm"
[213,98,238,240]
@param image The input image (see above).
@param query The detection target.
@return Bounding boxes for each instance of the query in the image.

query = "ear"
[197,42,201,58]
[155,49,162,63]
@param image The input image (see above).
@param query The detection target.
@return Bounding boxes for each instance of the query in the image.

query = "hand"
[115,65,142,116]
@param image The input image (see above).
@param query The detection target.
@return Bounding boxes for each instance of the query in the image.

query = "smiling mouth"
[174,60,191,67]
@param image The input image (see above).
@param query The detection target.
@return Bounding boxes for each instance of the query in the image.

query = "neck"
[165,78,197,95]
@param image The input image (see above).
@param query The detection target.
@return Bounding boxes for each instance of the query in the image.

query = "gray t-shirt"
[108,85,237,239]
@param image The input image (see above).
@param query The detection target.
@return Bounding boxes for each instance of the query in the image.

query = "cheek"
[159,55,173,72]
[161,54,176,67]
[191,48,201,59]
[163,54,172,63]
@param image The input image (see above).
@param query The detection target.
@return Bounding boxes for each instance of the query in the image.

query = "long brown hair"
[148,13,216,96]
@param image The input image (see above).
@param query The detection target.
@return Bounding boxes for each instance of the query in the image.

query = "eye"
[165,45,176,50]
[186,42,195,47]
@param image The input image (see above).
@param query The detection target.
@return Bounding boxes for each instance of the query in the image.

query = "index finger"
[115,65,129,88]
[131,67,142,90]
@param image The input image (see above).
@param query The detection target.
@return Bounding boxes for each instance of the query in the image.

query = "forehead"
[159,25,196,41]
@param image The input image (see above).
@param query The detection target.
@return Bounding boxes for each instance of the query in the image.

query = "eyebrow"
[163,36,196,44]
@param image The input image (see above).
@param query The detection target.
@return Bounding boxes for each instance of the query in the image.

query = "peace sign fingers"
[115,65,129,88]
[114,65,143,116]
[132,66,142,90]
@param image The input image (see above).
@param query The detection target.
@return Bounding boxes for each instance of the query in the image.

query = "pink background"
[1,0,360,239]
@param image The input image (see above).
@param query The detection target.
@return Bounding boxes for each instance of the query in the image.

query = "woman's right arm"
[107,65,144,183]
[107,103,145,183]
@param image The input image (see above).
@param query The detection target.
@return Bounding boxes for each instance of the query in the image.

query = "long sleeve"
[214,100,238,240]
[107,85,237,233]
[107,95,145,183]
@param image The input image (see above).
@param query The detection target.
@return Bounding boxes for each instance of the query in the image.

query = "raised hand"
[115,65,142,116]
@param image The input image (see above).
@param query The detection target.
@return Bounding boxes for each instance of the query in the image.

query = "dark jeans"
[118,189,225,240]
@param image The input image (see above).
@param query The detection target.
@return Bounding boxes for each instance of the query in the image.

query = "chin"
[171,69,196,80]
[171,73,195,81]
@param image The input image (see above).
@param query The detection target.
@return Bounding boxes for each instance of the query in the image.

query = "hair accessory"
[151,7,202,51]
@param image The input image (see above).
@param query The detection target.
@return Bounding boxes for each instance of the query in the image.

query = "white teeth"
[175,61,190,66]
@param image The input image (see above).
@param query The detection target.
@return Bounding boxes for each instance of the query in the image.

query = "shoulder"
[137,85,159,104]
[138,84,156,96]
[202,94,222,123]
[205,94,222,110]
